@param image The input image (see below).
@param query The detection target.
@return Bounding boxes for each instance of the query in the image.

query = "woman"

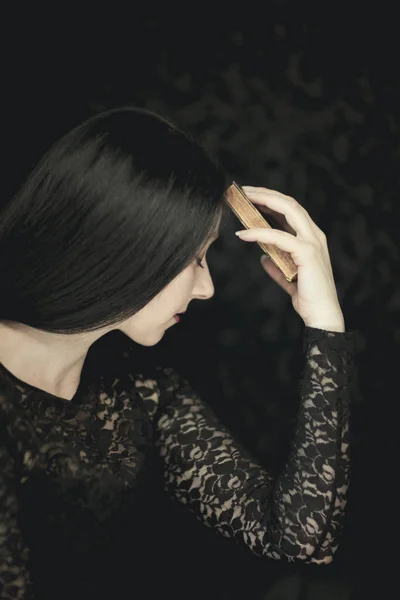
[0,107,358,599]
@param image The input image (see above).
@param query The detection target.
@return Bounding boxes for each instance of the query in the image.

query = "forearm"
[153,327,357,563]
[265,327,353,563]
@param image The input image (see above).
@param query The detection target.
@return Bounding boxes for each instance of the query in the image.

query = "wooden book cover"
[225,182,298,283]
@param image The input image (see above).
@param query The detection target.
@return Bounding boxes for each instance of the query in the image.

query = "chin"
[138,334,164,347]
[122,327,165,347]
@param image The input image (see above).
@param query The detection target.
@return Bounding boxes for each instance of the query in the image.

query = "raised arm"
[147,327,358,564]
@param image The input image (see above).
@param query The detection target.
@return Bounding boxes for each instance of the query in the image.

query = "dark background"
[3,2,399,598]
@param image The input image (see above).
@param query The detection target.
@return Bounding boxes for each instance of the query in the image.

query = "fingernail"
[235,230,246,236]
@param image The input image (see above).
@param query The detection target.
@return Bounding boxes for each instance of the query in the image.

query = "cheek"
[166,267,196,298]
[133,267,197,322]
[176,268,197,296]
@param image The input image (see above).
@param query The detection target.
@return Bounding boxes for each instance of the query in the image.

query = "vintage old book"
[225,182,298,283]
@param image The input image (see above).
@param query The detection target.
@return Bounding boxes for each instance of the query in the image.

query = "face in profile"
[118,229,220,346]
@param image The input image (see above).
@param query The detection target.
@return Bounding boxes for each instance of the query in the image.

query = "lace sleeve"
[150,327,359,564]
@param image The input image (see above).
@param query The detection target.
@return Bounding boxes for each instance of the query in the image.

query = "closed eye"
[195,256,205,269]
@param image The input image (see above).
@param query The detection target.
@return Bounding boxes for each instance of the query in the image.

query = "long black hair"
[0,106,228,334]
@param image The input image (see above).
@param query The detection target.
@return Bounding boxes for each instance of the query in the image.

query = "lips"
[174,310,186,323]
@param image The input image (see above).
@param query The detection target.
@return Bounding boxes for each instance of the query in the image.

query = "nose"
[192,263,215,301]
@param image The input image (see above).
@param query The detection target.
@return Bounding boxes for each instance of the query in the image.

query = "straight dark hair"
[0,107,228,334]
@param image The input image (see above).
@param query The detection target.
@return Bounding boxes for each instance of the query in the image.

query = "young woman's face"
[118,230,220,346]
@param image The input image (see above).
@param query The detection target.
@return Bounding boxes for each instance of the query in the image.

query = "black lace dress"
[0,327,359,599]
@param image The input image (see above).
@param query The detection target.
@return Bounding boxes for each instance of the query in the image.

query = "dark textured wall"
[4,4,399,598]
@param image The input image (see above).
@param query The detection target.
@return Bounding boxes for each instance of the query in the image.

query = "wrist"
[304,319,345,333]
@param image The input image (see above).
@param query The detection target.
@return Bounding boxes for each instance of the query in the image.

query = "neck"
[0,321,111,400]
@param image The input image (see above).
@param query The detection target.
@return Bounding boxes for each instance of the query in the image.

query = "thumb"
[260,255,296,297]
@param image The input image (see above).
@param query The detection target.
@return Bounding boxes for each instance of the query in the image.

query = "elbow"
[274,530,339,564]
[259,509,342,564]
[285,545,336,565]
[299,510,342,564]
[266,546,335,564]
[281,547,335,565]
[309,554,334,565]
[305,531,339,565]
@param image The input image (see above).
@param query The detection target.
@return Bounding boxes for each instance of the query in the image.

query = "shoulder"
[92,331,189,418]
[129,366,194,421]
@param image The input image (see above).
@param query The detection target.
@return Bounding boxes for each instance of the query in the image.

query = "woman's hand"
[235,186,345,332]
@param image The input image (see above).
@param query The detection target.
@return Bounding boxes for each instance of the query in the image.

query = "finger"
[242,185,295,204]
[242,186,316,240]
[243,185,290,199]
[236,228,313,267]
[236,227,297,251]
[248,203,297,236]
[239,186,295,234]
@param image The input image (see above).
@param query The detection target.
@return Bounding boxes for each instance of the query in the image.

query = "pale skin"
[0,229,220,401]
[0,186,344,402]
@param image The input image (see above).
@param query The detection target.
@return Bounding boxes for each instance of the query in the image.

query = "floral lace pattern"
[0,327,359,598]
